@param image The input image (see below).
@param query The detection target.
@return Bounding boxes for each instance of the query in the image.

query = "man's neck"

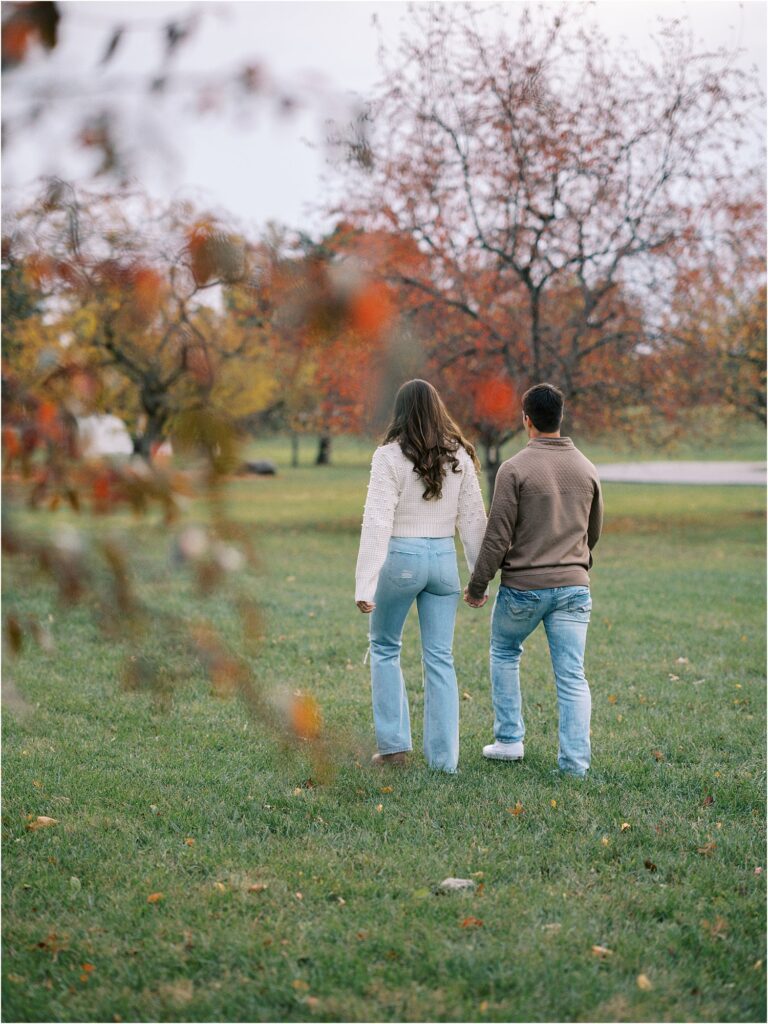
[528,430,561,440]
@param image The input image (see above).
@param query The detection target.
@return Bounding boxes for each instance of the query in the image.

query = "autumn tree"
[4,183,279,458]
[332,4,765,476]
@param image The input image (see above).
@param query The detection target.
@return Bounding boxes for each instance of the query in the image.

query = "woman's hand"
[356,600,375,614]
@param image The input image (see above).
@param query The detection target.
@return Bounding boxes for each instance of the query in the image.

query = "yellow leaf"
[379,786,393,794]
[462,691,473,701]
[479,1000,489,1012]
[637,973,653,991]
[620,822,631,832]
[607,694,618,704]
[600,836,610,846]
[213,882,226,892]
[32,780,43,788]
[591,945,613,958]
[550,800,557,809]
[26,816,58,831]
[292,979,310,991]
[147,892,163,904]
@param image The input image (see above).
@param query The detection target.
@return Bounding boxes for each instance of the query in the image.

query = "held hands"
[356,600,375,614]
[463,586,488,609]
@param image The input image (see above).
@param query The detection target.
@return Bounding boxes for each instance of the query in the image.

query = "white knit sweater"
[355,442,488,603]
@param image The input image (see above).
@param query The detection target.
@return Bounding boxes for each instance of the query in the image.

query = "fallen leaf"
[620,822,631,832]
[470,871,485,879]
[636,973,653,991]
[755,867,763,876]
[508,801,524,816]
[591,945,613,958]
[305,996,320,1010]
[375,803,383,813]
[462,691,473,701]
[184,837,195,847]
[550,800,557,809]
[542,922,561,933]
[652,750,664,761]
[460,916,483,929]
[379,786,393,794]
[600,836,610,846]
[248,883,268,893]
[32,780,43,788]
[147,892,163,904]
[697,841,716,856]
[668,674,680,681]
[479,1000,489,1012]
[26,816,58,831]
[644,859,657,872]
[607,694,618,704]
[702,794,714,807]
[292,979,310,991]
[69,876,81,892]
[676,657,689,664]
[753,959,764,970]
[213,882,226,892]
[701,916,728,939]
[295,891,303,900]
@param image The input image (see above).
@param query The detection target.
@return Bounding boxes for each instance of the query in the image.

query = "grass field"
[2,450,766,1022]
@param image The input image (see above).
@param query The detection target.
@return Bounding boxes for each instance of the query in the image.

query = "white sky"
[2,1,766,236]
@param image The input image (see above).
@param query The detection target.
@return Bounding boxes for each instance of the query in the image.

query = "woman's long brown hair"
[382,379,480,500]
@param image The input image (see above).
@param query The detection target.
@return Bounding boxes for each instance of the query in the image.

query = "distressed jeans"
[369,537,461,772]
[491,585,593,776]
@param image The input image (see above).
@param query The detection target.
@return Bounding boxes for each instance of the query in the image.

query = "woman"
[355,380,488,773]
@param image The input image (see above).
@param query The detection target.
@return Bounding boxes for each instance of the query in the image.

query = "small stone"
[438,877,477,893]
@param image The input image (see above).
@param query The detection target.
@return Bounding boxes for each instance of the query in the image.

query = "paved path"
[595,461,766,486]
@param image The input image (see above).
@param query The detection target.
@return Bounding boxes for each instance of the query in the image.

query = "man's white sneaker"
[482,741,524,761]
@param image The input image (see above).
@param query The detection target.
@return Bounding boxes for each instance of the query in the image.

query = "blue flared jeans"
[491,585,593,776]
[369,537,461,772]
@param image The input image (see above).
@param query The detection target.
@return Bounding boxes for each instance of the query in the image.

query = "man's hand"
[356,600,375,614]
[463,586,488,608]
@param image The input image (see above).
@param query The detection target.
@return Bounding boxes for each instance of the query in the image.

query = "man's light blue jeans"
[491,585,592,776]
[369,537,461,773]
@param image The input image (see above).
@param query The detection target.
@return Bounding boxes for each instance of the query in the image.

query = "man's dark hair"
[522,383,565,433]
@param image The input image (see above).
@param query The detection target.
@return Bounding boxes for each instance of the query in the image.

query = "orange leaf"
[184,837,195,847]
[507,801,524,816]
[697,841,716,856]
[460,916,483,929]
[147,892,164,904]
[26,816,58,831]
[289,693,322,740]
[591,945,613,958]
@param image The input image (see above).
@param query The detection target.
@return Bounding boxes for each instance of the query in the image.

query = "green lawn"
[247,409,765,469]
[2,460,765,1022]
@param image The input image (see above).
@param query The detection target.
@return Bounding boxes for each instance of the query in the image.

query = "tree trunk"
[133,410,165,462]
[483,441,502,503]
[315,434,331,465]
[290,432,299,468]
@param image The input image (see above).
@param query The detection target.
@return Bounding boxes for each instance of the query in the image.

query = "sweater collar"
[527,436,575,449]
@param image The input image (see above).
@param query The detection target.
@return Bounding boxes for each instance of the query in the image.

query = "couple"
[354,379,603,777]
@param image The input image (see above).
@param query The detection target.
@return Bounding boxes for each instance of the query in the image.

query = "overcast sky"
[3,1,766,236]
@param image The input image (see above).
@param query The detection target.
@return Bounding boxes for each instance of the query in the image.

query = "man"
[464,383,603,777]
